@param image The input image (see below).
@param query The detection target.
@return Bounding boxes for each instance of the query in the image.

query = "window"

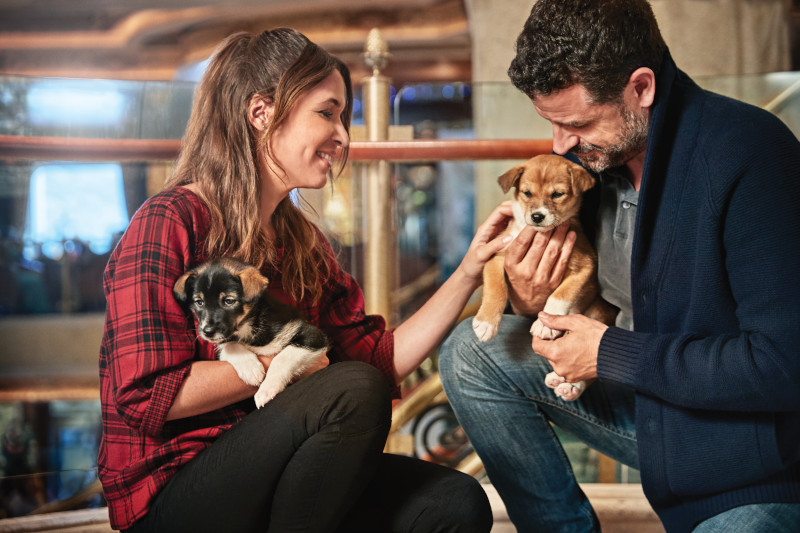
[24,163,128,261]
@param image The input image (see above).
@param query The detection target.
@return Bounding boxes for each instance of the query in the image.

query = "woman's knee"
[413,472,493,533]
[315,361,392,434]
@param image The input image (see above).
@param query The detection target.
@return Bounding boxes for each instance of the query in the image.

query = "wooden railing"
[0,134,552,162]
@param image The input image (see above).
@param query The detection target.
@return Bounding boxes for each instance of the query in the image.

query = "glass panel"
[0,75,195,139]
[1,161,155,315]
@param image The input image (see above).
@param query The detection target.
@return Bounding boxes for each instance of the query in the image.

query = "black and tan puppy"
[472,154,617,401]
[173,257,328,408]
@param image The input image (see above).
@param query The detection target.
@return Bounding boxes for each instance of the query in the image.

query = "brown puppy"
[472,154,617,401]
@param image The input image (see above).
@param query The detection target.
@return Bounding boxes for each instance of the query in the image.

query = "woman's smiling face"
[265,70,349,192]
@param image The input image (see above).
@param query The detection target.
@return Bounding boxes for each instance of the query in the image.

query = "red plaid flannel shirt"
[98,187,396,530]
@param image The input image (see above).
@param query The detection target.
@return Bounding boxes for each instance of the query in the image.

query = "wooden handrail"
[0,134,552,162]
[0,135,181,161]
[350,139,552,161]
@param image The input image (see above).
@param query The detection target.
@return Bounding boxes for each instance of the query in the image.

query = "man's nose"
[551,125,578,155]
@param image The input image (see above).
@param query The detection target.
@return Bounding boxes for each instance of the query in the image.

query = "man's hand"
[505,222,576,316]
[531,312,608,383]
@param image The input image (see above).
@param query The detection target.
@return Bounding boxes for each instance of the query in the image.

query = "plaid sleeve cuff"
[139,359,193,436]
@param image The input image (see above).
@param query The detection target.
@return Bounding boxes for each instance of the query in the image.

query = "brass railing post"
[361,28,395,324]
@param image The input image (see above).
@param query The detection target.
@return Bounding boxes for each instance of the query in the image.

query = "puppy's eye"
[523,191,533,198]
[551,191,565,199]
[193,298,204,308]
[223,297,238,306]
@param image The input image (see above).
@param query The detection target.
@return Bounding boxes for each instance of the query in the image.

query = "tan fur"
[172,269,194,298]
[237,265,270,301]
[473,154,617,401]
[233,265,270,332]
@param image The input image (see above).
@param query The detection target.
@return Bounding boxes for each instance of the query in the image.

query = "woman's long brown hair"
[165,29,353,304]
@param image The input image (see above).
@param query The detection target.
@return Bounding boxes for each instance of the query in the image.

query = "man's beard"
[571,104,649,173]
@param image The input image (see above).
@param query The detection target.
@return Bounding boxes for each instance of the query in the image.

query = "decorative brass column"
[362,28,395,324]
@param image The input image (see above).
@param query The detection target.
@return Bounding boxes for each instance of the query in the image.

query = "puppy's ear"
[238,266,270,301]
[497,165,524,193]
[173,271,196,303]
[566,162,596,194]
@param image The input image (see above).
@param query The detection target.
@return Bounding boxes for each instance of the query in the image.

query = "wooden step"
[485,483,665,533]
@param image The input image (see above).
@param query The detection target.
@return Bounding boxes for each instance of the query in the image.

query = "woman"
[98,28,548,533]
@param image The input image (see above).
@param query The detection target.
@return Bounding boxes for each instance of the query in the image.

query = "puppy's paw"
[253,384,282,408]
[219,343,266,387]
[472,317,499,342]
[530,319,564,340]
[544,371,565,389]
[231,358,266,387]
[554,380,586,402]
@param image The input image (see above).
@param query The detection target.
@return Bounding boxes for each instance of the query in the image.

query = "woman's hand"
[505,222,576,316]
[457,201,515,281]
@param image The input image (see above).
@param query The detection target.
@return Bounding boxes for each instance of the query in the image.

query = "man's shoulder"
[681,81,794,145]
[664,78,798,178]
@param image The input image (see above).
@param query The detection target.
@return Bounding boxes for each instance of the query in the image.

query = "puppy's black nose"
[202,325,217,336]
[531,213,545,224]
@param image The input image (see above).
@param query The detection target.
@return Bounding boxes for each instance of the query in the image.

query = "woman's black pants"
[125,361,493,532]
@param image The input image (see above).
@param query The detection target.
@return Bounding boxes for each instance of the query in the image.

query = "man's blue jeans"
[440,315,638,532]
[439,315,800,532]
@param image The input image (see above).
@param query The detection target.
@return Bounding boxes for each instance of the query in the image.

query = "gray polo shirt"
[594,169,637,331]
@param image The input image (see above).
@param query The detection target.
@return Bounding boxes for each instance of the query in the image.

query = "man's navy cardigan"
[591,52,800,531]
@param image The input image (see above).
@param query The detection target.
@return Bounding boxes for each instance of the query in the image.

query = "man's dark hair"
[509,0,667,104]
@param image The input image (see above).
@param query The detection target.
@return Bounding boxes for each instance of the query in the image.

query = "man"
[439,1,800,532]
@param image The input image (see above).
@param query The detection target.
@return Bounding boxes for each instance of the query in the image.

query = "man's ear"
[247,95,274,131]
[626,67,656,109]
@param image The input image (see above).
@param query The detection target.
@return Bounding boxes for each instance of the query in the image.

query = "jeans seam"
[525,392,637,442]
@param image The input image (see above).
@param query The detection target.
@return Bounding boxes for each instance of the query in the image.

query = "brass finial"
[363,28,390,76]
